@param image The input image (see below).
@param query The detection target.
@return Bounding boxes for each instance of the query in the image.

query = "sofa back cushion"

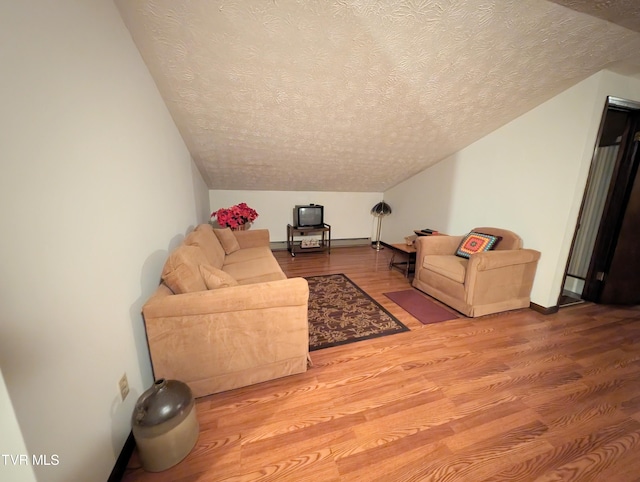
[213,228,241,254]
[185,224,226,268]
[161,245,209,294]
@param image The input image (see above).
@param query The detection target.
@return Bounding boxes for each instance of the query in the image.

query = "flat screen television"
[293,204,324,227]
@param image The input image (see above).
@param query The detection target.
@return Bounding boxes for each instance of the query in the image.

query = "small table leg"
[388,249,416,278]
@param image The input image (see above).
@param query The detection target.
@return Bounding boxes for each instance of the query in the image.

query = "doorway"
[561,96,640,307]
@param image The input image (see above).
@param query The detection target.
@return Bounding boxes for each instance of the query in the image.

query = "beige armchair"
[412,227,540,317]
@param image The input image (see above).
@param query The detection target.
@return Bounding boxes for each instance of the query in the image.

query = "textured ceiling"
[115,0,640,192]
[549,0,640,33]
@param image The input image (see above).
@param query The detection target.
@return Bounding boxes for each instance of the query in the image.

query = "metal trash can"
[131,378,199,472]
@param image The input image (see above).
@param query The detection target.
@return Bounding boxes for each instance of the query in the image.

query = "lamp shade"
[370,201,392,217]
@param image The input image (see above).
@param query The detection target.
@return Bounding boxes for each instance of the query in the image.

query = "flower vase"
[231,223,250,231]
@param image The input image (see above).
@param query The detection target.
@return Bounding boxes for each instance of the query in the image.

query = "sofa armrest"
[467,249,541,272]
[143,277,308,319]
[233,229,270,249]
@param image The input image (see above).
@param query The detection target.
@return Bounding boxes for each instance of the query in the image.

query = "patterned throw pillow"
[455,232,501,259]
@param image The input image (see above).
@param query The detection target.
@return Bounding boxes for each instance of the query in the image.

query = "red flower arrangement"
[211,202,259,229]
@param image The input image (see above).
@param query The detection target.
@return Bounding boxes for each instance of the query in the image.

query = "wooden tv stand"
[287,224,331,257]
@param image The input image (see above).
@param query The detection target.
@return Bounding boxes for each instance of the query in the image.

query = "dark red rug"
[383,289,460,324]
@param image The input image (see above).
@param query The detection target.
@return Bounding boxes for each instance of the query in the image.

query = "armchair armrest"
[464,248,541,305]
[467,249,541,272]
[143,277,308,319]
[233,229,270,249]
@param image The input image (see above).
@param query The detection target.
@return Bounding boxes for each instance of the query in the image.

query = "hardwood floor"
[123,246,640,481]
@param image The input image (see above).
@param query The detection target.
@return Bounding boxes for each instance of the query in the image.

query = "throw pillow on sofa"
[199,265,239,289]
[213,228,241,254]
[161,245,209,294]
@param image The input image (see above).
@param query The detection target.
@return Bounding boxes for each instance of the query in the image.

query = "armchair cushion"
[455,232,501,258]
[423,255,467,283]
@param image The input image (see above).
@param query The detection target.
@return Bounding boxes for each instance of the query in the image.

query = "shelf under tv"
[286,223,331,257]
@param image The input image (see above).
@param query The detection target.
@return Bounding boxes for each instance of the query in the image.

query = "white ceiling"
[115,0,640,192]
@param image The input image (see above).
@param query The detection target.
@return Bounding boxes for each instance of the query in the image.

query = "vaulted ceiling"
[115,0,640,192]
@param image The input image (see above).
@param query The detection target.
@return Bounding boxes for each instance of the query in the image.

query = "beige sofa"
[142,224,309,398]
[412,227,540,317]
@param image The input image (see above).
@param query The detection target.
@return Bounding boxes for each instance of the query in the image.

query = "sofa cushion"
[222,256,286,284]
[213,228,241,255]
[423,255,468,283]
[232,272,288,285]
[223,246,275,265]
[161,245,208,294]
[455,232,501,259]
[185,225,226,268]
[199,265,239,289]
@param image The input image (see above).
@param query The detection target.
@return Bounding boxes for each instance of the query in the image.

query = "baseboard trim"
[271,238,371,251]
[108,431,135,482]
[530,302,559,315]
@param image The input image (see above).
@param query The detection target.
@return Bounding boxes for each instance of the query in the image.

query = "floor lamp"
[371,201,392,250]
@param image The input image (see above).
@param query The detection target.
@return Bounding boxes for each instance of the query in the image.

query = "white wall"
[0,2,209,481]
[384,69,640,309]
[210,190,384,242]
[0,369,36,482]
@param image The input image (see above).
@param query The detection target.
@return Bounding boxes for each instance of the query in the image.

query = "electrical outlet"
[118,373,130,401]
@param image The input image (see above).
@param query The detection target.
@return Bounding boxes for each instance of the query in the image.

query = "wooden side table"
[383,242,417,278]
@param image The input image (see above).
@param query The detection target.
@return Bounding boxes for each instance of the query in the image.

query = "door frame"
[560,96,640,305]
[583,106,640,301]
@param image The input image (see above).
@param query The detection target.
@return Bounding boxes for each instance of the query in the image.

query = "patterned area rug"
[306,273,409,351]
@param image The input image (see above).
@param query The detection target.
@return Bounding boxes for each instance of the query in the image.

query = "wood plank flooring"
[123,246,640,481]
